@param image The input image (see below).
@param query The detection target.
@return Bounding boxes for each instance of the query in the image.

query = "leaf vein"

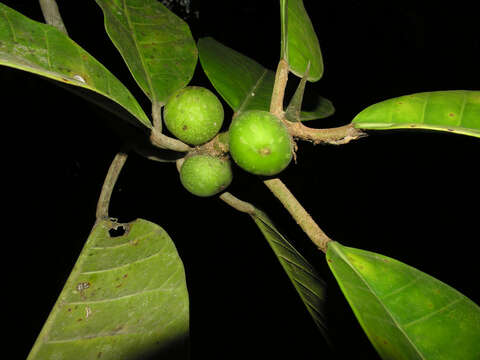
[236,69,268,114]
[403,298,463,329]
[80,247,165,274]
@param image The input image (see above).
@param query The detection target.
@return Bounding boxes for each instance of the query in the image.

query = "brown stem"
[39,0,68,35]
[150,128,192,152]
[268,59,365,145]
[152,100,163,133]
[285,121,366,145]
[219,192,256,214]
[270,59,289,117]
[96,151,129,220]
[263,178,331,253]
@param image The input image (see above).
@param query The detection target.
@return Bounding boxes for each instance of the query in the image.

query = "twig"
[270,59,290,117]
[152,100,163,133]
[39,0,68,35]
[219,192,256,214]
[285,121,366,145]
[264,178,331,253]
[150,128,192,152]
[263,59,333,253]
[96,151,129,220]
[268,59,365,145]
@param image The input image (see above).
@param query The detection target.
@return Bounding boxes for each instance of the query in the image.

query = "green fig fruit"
[180,154,233,197]
[228,110,292,176]
[164,86,224,145]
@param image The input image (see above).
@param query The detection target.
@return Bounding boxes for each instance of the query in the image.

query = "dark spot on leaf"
[77,282,90,292]
[327,259,333,263]
[449,112,455,117]
[397,101,403,104]
[77,318,83,322]
[182,125,188,130]
[97,352,102,358]
[123,274,128,278]
[67,308,72,312]
[383,340,388,345]
[114,325,124,333]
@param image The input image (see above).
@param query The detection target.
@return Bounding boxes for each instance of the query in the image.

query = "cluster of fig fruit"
[164,86,292,197]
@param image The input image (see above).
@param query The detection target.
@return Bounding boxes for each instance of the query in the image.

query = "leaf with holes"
[326,241,480,360]
[27,219,189,360]
[0,3,150,129]
[352,90,480,137]
[198,37,332,120]
[252,208,331,346]
[94,0,197,105]
[280,0,324,81]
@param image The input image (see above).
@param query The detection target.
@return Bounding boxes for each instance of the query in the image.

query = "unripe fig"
[164,86,224,145]
[228,110,292,176]
[180,154,233,197]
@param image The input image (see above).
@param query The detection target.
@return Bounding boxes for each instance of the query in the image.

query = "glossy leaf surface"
[252,208,330,344]
[28,219,189,360]
[0,3,151,128]
[281,0,323,81]
[298,93,335,121]
[94,0,197,104]
[327,241,480,360]
[198,37,332,120]
[353,90,480,137]
[198,37,274,116]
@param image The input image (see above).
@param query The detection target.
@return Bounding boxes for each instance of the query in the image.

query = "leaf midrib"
[121,0,155,102]
[333,244,426,360]
[235,68,268,115]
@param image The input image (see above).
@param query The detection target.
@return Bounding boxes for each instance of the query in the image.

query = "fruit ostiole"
[228,110,294,176]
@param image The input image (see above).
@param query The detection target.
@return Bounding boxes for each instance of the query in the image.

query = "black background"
[2,1,479,359]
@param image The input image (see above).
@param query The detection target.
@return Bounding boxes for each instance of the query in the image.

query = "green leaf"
[326,241,480,360]
[280,0,287,59]
[251,208,331,345]
[198,37,275,116]
[0,3,151,129]
[352,90,480,137]
[281,0,324,82]
[198,37,331,121]
[298,92,335,121]
[285,65,335,122]
[94,0,198,105]
[28,218,189,360]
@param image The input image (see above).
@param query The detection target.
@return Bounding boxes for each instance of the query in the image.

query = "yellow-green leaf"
[0,3,151,128]
[327,241,480,360]
[28,219,189,360]
[353,90,480,137]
